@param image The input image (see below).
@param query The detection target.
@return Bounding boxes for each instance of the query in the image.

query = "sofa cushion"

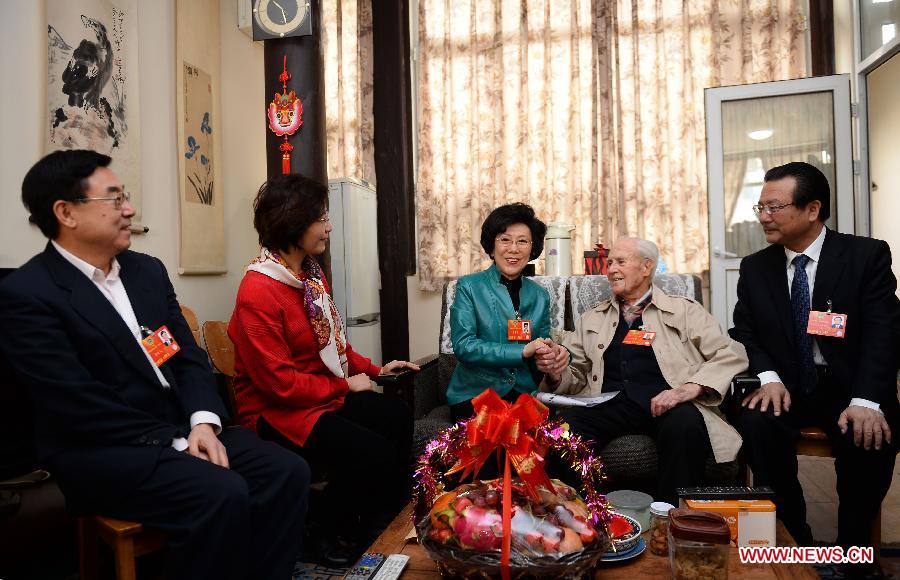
[567,273,701,322]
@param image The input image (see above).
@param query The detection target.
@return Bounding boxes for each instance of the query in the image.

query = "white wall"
[867,53,900,293]
[0,1,266,324]
[407,275,441,360]
[0,2,48,263]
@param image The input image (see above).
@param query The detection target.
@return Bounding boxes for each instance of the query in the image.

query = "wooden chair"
[202,320,238,419]
[179,303,201,345]
[202,320,332,489]
[79,516,166,580]
[732,377,883,559]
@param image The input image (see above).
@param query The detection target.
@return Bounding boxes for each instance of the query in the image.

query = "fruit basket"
[417,479,610,579]
[412,391,614,580]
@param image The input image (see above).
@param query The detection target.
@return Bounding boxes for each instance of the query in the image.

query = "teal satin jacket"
[445,264,551,405]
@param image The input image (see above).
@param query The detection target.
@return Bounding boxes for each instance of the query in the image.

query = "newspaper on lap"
[536,391,620,408]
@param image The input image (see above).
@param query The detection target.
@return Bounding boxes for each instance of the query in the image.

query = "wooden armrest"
[94,516,144,536]
[799,427,828,441]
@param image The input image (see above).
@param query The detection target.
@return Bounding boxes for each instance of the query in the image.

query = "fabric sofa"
[410,273,738,494]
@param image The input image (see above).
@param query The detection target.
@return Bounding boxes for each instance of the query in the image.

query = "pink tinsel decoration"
[412,419,611,533]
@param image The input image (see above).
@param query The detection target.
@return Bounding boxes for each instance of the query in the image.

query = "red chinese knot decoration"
[267,55,303,174]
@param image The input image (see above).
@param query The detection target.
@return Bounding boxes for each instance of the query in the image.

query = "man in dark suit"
[730,162,898,574]
[0,150,310,580]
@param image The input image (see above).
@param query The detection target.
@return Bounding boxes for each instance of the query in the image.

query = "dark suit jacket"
[729,228,900,417]
[0,244,227,510]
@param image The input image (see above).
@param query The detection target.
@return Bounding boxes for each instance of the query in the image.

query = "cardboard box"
[683,499,776,547]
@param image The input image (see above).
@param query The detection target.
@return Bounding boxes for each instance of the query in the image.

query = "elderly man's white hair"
[614,237,659,270]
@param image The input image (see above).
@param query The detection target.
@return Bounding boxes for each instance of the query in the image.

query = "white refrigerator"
[327,178,382,365]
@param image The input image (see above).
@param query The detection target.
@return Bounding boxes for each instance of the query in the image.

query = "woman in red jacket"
[228,174,417,566]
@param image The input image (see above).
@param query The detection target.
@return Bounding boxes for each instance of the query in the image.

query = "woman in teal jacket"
[447,203,556,422]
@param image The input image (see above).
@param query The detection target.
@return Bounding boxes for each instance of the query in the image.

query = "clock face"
[252,0,311,39]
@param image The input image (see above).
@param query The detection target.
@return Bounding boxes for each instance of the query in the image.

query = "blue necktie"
[791,254,817,394]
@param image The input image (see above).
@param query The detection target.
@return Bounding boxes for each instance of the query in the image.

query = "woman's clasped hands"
[523,337,568,377]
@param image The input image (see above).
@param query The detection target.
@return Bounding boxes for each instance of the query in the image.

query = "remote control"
[344,552,386,580]
[676,486,775,501]
[370,554,410,580]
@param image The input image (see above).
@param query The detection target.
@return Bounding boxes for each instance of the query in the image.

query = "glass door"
[706,76,854,331]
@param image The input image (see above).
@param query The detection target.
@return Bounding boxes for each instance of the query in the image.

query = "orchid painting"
[182,64,214,205]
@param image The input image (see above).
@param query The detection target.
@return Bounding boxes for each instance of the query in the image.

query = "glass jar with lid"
[668,508,730,579]
[648,501,675,556]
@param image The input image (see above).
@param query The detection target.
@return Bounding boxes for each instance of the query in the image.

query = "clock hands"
[272,0,288,24]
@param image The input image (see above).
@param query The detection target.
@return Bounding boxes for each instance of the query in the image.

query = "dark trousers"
[259,390,413,540]
[558,393,712,505]
[95,427,310,580]
[737,384,897,549]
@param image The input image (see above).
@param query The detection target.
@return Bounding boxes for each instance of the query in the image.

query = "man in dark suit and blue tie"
[0,150,310,580]
[730,161,898,577]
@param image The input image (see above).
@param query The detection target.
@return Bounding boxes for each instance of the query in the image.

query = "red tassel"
[281,152,290,175]
[501,455,511,580]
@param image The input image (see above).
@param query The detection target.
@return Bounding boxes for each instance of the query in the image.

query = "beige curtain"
[415,0,808,291]
[322,0,376,185]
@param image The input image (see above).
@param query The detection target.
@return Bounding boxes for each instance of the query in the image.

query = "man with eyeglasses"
[0,150,310,580]
[730,161,898,576]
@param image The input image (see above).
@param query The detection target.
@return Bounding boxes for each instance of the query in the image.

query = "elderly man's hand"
[838,405,892,450]
[187,423,229,468]
[536,339,568,372]
[650,383,703,417]
[742,381,791,416]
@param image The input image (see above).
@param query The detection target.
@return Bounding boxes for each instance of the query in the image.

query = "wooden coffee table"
[367,504,819,579]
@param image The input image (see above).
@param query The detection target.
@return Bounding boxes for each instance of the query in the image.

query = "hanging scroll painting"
[46,0,144,230]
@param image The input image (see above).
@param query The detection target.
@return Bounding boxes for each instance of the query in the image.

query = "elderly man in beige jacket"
[540,237,748,504]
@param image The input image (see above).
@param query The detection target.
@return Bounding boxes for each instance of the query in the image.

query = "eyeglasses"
[751,202,795,216]
[76,191,132,210]
[317,213,330,223]
[495,236,532,249]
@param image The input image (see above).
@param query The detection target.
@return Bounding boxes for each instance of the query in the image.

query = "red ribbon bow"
[446,389,556,580]
[447,389,554,498]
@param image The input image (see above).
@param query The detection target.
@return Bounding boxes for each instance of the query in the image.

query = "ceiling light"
[747,129,774,141]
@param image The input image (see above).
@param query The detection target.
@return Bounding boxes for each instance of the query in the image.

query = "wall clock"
[252,0,312,40]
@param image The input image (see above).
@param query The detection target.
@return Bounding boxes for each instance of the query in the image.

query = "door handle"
[712,247,739,259]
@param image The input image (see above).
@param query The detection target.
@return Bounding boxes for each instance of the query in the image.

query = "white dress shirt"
[756,228,879,412]
[52,242,221,449]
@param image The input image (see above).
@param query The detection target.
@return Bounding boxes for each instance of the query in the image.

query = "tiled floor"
[798,455,900,545]
[798,455,900,578]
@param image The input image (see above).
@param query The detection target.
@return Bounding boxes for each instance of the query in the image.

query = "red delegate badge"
[141,325,180,366]
[807,311,848,338]
[622,329,656,346]
[507,319,532,341]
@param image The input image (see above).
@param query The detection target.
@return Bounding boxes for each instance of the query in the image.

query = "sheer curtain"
[322,0,376,185]
[415,0,808,291]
